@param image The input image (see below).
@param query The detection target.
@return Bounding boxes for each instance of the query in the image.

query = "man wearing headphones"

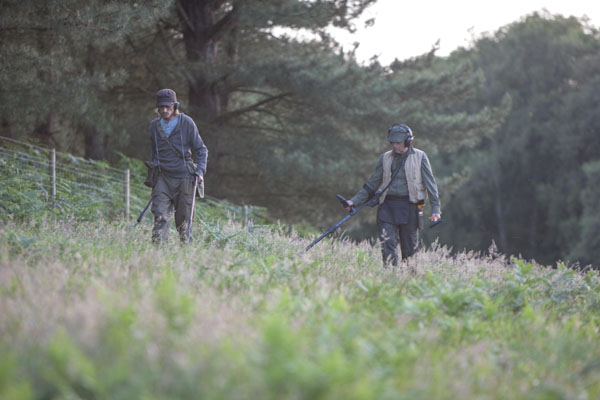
[345,123,441,265]
[149,88,208,243]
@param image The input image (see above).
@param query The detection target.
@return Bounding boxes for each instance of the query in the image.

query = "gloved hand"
[344,199,354,212]
[429,213,442,228]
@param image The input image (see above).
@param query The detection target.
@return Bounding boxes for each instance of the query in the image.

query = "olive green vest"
[379,149,427,204]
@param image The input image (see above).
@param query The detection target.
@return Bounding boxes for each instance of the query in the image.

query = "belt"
[385,195,409,201]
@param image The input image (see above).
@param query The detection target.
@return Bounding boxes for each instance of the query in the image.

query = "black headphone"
[174,101,180,110]
[387,123,414,147]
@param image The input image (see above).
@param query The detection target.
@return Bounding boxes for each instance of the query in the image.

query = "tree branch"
[214,92,292,123]
[206,6,237,43]
[175,0,195,33]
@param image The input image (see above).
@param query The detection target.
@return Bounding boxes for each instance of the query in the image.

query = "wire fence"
[0,135,147,220]
[0,135,272,225]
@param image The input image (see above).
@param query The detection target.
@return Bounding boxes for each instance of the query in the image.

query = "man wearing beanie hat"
[148,88,208,243]
[344,123,441,266]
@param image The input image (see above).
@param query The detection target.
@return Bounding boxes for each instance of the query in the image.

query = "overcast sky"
[332,0,600,64]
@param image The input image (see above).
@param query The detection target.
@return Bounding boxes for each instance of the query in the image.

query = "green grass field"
[1,217,599,400]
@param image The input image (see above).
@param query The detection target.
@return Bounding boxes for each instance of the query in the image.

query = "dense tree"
[572,161,600,265]
[433,13,600,266]
[0,0,168,158]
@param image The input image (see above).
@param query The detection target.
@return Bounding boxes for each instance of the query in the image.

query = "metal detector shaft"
[304,195,369,252]
[136,198,153,224]
[185,177,199,243]
[429,218,443,228]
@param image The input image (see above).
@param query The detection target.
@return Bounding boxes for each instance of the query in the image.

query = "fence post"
[243,205,248,227]
[49,148,56,204]
[124,169,130,219]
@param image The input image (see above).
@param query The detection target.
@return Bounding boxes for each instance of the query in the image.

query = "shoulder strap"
[156,119,185,160]
[153,128,162,172]
[368,154,406,206]
[381,155,405,194]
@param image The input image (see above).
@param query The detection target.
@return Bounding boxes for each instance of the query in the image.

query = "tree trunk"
[177,0,230,122]
[80,40,105,161]
[176,0,237,194]
[33,114,55,147]
[528,200,538,257]
[83,125,104,160]
[492,170,509,254]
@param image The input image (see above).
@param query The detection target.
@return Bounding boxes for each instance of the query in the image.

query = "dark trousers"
[378,201,419,266]
[151,174,196,243]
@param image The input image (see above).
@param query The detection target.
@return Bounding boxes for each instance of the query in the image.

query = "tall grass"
[1,217,599,399]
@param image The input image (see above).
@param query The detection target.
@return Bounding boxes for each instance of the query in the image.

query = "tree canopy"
[429,12,600,267]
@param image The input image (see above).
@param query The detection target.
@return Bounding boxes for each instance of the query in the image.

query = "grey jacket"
[350,147,441,214]
[149,113,208,178]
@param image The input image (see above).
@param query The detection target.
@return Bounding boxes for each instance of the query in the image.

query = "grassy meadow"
[1,215,600,400]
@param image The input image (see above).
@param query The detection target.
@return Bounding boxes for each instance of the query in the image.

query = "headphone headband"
[387,123,413,146]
